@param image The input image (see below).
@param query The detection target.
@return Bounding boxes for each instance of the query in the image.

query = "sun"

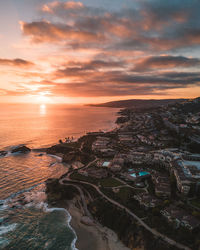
[36,92,51,104]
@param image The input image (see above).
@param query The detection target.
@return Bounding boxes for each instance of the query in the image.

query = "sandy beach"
[68,200,130,250]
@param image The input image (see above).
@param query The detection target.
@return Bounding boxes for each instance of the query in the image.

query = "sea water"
[0,104,118,249]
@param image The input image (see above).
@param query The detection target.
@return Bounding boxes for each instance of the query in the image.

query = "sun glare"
[36,93,51,104]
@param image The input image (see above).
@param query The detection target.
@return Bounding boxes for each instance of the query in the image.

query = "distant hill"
[177,97,200,113]
[87,98,187,108]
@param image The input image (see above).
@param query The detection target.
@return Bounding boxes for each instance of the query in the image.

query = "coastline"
[68,199,130,250]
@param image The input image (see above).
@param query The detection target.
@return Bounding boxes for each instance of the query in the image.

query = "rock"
[37,153,43,157]
[62,150,93,165]
[80,216,95,226]
[45,178,79,203]
[46,144,74,155]
[11,146,31,154]
[0,150,7,157]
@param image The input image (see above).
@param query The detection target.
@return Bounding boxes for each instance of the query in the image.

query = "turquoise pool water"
[129,171,150,178]
[139,171,150,176]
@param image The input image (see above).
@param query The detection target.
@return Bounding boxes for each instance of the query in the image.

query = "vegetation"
[77,134,96,153]
[45,178,79,204]
[70,172,98,184]
[99,177,122,188]
[190,199,200,209]
[101,186,134,205]
[115,187,134,203]
[88,198,180,250]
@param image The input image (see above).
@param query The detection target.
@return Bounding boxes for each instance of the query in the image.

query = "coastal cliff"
[45,178,179,250]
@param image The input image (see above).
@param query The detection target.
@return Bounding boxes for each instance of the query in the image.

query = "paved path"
[113,177,148,192]
[60,177,191,250]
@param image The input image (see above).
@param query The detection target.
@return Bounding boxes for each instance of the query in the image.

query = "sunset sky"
[0,0,200,104]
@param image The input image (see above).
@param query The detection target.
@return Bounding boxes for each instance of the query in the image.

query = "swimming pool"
[129,171,150,178]
[139,171,150,176]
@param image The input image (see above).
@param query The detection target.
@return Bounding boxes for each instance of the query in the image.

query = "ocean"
[0,103,118,249]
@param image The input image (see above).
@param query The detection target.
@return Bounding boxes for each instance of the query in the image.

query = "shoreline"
[68,199,130,250]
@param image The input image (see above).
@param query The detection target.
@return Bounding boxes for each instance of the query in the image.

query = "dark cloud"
[27,67,200,97]
[133,55,200,71]
[0,58,34,67]
[55,59,125,78]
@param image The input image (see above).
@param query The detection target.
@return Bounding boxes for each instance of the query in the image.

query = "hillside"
[87,98,186,108]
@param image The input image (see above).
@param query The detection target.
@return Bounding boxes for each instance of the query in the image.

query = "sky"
[0,0,200,104]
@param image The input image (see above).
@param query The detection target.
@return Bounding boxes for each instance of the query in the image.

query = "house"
[152,174,171,198]
[163,118,179,133]
[134,193,161,209]
[161,205,200,231]
[173,167,191,195]
[155,184,171,198]
[92,136,110,151]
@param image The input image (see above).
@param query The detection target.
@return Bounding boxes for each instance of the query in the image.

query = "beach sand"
[68,201,130,250]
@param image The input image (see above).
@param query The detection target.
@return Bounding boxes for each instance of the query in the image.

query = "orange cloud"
[20,20,106,44]
[42,1,84,13]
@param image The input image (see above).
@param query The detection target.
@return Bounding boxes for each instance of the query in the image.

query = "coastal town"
[44,97,200,250]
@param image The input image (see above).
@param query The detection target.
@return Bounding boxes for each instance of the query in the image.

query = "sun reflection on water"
[40,104,46,116]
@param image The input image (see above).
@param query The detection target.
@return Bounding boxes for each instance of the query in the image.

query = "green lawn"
[190,199,200,209]
[99,178,123,188]
[115,187,133,204]
[70,172,97,184]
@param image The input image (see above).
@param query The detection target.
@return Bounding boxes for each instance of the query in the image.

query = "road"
[113,176,149,193]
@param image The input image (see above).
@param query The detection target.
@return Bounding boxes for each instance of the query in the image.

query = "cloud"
[10,0,200,99]
[20,20,105,44]
[41,1,104,19]
[133,55,200,71]
[54,59,125,78]
[42,1,84,14]
[0,58,34,67]
[25,67,200,97]
[19,0,200,53]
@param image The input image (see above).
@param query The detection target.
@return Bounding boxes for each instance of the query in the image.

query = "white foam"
[48,154,62,162]
[24,190,46,204]
[0,204,8,211]
[49,162,57,167]
[23,200,78,249]
[0,223,17,236]
[42,204,78,250]
[4,151,12,158]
